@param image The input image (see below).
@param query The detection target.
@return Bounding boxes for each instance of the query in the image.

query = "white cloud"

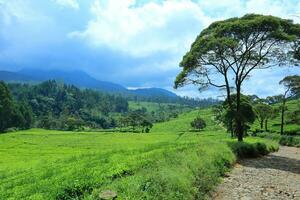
[0,0,41,24]
[69,0,212,57]
[244,0,299,23]
[0,0,299,98]
[37,0,300,99]
[68,0,300,70]
[54,0,79,10]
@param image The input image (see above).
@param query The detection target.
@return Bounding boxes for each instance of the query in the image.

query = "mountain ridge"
[0,69,179,99]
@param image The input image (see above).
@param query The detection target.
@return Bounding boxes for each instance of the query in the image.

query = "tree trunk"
[280,98,286,135]
[230,121,234,138]
[224,72,234,138]
[260,120,263,129]
[236,120,243,141]
[236,85,243,142]
[265,119,268,132]
[224,72,232,107]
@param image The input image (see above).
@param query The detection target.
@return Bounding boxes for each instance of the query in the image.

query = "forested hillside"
[7,80,128,130]
[0,70,218,106]
[0,80,219,133]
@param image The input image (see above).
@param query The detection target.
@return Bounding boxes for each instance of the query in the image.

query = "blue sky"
[0,0,299,98]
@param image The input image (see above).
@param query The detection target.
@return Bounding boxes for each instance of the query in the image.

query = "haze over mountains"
[0,69,178,99]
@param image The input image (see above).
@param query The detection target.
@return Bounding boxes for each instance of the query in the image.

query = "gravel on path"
[211,146,300,200]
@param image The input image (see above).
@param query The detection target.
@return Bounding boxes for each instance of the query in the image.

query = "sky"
[0,0,299,98]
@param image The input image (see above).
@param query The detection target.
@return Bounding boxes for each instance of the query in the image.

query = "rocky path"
[211,146,300,200]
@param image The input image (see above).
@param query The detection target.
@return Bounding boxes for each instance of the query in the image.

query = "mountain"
[19,69,127,92]
[130,88,178,98]
[0,70,38,82]
[0,69,179,99]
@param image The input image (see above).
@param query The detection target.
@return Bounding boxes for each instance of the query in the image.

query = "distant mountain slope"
[0,70,38,82]
[130,88,177,98]
[19,69,127,92]
[0,69,179,99]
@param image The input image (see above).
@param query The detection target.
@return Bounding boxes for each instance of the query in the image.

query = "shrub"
[4,127,19,133]
[191,117,206,131]
[256,132,300,147]
[227,141,276,159]
[279,136,300,147]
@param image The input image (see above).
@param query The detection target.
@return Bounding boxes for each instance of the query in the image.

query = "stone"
[210,146,300,200]
[99,190,117,200]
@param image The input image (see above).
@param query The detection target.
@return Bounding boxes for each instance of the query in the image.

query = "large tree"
[175,14,300,141]
[279,75,300,134]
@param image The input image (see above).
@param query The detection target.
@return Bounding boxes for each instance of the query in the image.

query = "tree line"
[1,80,130,131]
[0,81,33,132]
[1,80,208,133]
[127,92,220,108]
[213,75,300,137]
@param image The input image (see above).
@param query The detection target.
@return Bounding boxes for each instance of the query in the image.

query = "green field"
[0,108,278,200]
[128,101,182,112]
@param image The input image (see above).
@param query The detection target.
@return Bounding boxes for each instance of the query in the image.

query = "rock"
[240,196,251,200]
[99,190,117,200]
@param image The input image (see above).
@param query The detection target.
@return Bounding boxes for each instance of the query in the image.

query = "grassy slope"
[0,108,278,200]
[129,101,165,112]
[251,100,300,147]
[128,101,191,112]
[251,100,300,133]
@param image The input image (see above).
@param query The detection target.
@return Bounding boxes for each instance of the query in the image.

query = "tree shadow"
[227,141,300,174]
[239,154,300,174]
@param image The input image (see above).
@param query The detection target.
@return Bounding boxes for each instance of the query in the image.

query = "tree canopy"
[0,82,33,132]
[191,117,206,131]
[279,75,300,98]
[223,94,256,135]
[0,82,14,132]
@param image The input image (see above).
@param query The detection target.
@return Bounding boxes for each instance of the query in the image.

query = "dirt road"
[211,146,300,200]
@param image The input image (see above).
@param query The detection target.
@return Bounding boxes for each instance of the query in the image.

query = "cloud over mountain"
[0,0,299,98]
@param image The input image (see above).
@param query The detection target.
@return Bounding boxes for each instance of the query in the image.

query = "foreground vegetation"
[0,108,278,199]
[255,132,300,147]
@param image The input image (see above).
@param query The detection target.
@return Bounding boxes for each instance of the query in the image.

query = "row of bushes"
[255,132,300,147]
[252,128,300,136]
[279,135,300,147]
[228,141,279,158]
